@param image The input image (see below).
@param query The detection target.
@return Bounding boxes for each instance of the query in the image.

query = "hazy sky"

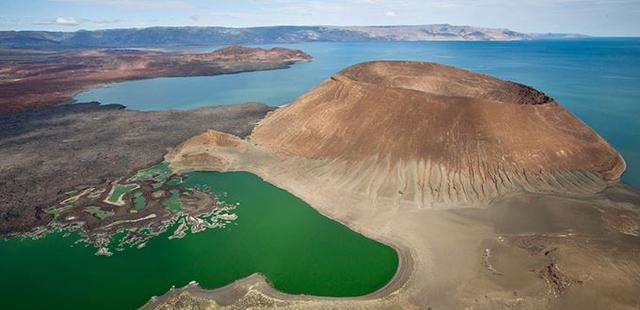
[1,0,639,35]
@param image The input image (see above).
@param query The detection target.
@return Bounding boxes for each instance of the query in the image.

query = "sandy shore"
[145,131,640,309]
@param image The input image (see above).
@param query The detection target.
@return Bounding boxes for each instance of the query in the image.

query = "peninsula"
[0,45,310,113]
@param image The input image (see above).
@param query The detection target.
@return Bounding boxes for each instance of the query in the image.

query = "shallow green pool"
[0,171,398,309]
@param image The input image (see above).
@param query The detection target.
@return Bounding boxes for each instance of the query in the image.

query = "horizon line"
[3,24,639,37]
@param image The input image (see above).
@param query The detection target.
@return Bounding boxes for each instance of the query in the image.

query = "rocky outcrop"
[0,102,273,234]
[200,45,311,63]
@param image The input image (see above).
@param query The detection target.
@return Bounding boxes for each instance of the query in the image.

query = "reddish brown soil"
[239,61,628,205]
[0,45,311,113]
[252,61,625,182]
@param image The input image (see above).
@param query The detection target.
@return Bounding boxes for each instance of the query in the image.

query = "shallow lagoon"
[74,39,640,187]
[0,171,398,309]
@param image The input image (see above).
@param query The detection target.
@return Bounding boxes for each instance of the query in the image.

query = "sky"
[0,0,639,35]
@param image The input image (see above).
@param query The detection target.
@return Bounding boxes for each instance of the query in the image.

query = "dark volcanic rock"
[0,102,273,234]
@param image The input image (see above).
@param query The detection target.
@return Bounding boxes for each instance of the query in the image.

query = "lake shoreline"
[160,127,640,309]
[0,102,273,235]
[0,46,311,114]
[142,214,414,308]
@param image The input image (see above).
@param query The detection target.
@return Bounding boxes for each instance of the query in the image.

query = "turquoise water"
[74,39,640,187]
[0,171,398,309]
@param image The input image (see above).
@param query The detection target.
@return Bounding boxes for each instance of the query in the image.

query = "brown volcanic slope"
[250,61,625,205]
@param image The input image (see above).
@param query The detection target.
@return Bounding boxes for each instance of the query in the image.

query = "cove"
[0,171,398,310]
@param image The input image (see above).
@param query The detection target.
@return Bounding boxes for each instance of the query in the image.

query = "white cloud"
[52,0,192,9]
[20,0,639,35]
[33,16,81,26]
[55,17,80,25]
[32,16,124,27]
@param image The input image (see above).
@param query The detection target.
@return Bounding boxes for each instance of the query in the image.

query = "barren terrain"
[0,102,272,234]
[252,61,625,205]
[157,61,640,309]
[0,45,310,113]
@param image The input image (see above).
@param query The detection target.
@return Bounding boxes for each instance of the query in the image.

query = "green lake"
[0,171,398,309]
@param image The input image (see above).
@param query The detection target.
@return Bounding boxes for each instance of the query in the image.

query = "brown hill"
[200,45,312,62]
[165,61,639,309]
[249,61,625,205]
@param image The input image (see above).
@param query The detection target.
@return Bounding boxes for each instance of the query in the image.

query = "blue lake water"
[74,39,640,187]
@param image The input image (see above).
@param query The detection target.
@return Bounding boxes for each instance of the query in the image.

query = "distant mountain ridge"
[0,24,543,49]
[528,32,590,39]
